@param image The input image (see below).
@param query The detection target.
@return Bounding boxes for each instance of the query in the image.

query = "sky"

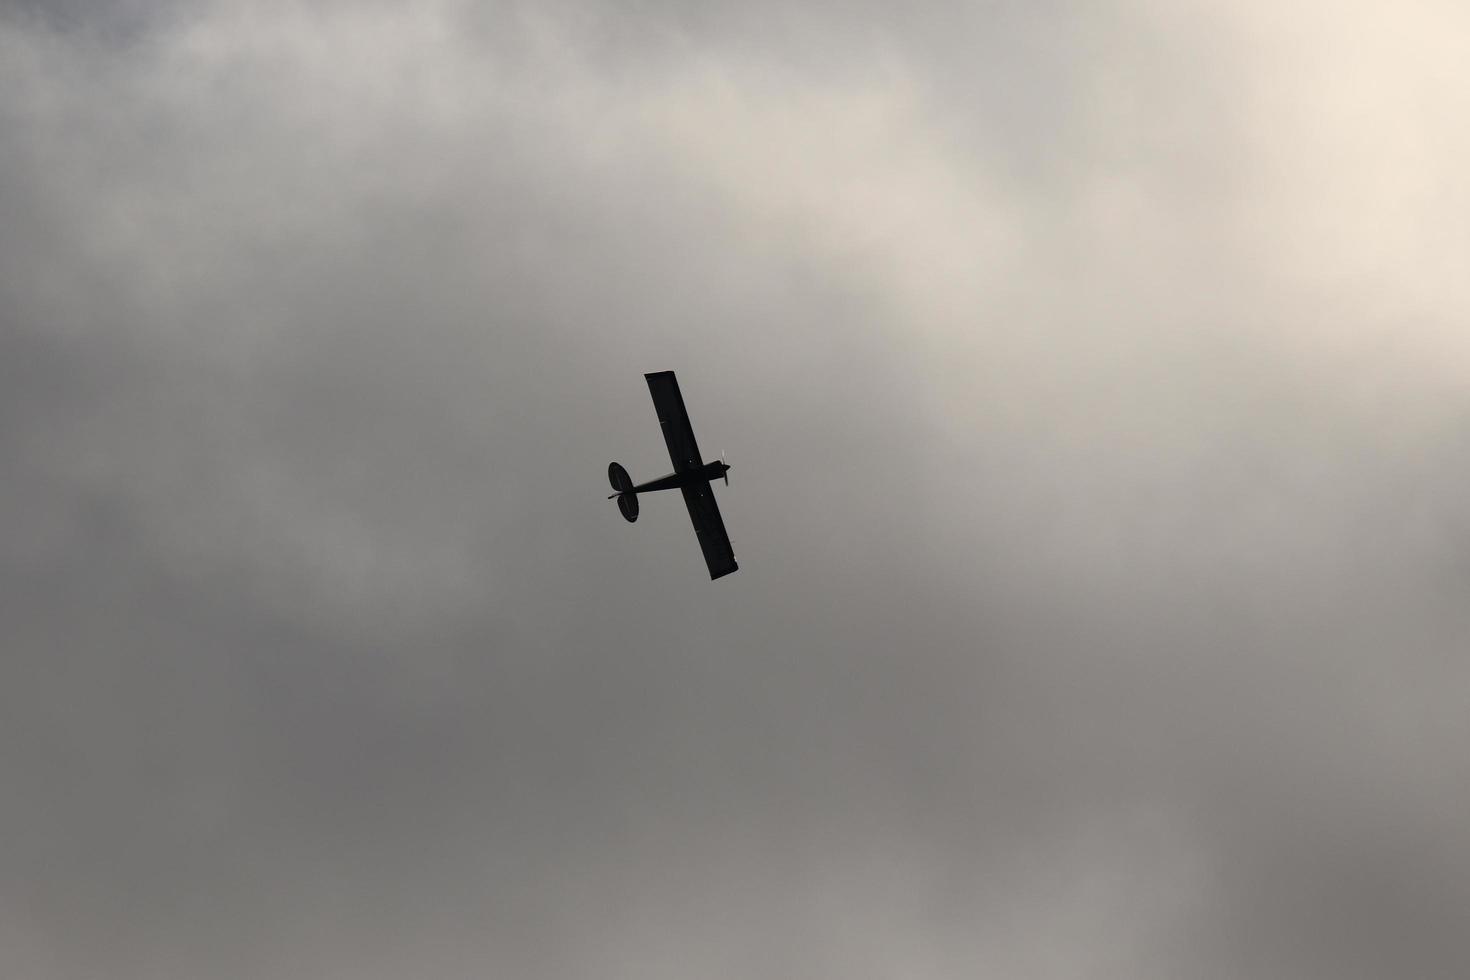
[2,1,1469,977]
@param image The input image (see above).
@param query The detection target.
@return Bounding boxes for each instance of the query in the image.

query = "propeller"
[721,451,729,485]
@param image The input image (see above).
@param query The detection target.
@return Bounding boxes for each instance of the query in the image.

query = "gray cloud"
[3,1,1468,977]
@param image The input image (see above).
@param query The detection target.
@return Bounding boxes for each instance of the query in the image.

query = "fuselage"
[632,461,729,493]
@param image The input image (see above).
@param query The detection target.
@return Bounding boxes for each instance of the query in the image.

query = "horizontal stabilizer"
[609,462,638,521]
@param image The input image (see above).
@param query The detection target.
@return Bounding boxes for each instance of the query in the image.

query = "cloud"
[2,2,1468,977]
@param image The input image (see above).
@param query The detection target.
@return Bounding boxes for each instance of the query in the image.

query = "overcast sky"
[3,1,1469,977]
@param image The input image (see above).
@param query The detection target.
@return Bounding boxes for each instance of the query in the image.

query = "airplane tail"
[607,462,639,523]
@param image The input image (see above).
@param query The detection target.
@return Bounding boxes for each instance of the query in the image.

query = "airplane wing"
[646,370,737,579]
[682,480,738,580]
[645,371,704,473]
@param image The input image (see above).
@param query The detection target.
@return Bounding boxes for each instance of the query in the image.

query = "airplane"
[608,371,738,580]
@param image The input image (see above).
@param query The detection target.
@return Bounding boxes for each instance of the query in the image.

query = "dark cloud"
[2,2,1468,977]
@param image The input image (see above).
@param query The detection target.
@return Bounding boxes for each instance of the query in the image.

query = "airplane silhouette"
[608,371,738,580]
